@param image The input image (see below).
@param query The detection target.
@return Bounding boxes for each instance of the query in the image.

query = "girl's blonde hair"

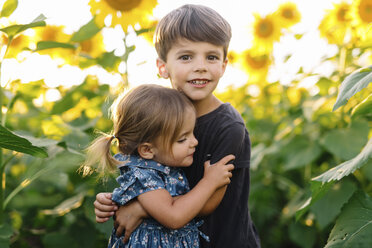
[81,84,194,176]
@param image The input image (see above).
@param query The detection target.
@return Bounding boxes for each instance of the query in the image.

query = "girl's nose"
[191,136,198,147]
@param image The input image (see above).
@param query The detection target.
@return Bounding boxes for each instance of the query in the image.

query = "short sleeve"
[111,167,166,206]
[211,122,251,169]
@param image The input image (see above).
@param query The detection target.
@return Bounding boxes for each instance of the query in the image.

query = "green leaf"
[284,141,322,170]
[296,180,334,220]
[321,120,369,160]
[35,41,76,51]
[324,191,372,248]
[97,51,121,71]
[0,124,48,158]
[314,137,372,183]
[310,179,356,229]
[70,18,101,42]
[351,93,372,117]
[333,65,372,111]
[0,14,46,37]
[0,0,18,17]
[41,192,85,216]
[289,221,316,248]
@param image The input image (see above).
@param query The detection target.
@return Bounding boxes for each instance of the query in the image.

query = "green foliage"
[324,191,372,248]
[0,125,47,158]
[0,1,371,248]
[0,14,46,38]
[333,66,372,111]
[0,0,18,17]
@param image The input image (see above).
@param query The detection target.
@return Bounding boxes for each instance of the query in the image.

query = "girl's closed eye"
[177,138,187,143]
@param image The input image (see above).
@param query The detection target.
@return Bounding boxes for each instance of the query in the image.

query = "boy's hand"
[114,200,147,243]
[203,154,235,188]
[94,192,118,223]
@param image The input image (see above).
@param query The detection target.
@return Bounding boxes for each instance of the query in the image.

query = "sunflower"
[89,0,158,31]
[33,25,75,64]
[227,50,239,65]
[251,13,282,55]
[239,49,272,82]
[78,32,105,58]
[318,2,352,45]
[274,2,301,29]
[350,0,372,41]
[136,19,158,45]
[1,33,30,58]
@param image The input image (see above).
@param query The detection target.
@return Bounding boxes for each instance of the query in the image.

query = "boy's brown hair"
[154,4,232,62]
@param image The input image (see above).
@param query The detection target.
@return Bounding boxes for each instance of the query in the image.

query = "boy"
[94,4,261,248]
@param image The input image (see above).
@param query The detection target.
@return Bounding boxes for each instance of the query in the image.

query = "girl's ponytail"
[80,132,119,177]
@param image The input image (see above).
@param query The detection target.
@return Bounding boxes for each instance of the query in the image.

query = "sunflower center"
[246,54,268,69]
[104,0,142,11]
[359,0,372,22]
[256,19,274,38]
[282,9,294,19]
[337,6,348,22]
[81,40,93,53]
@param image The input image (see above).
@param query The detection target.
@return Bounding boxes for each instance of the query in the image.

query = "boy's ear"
[137,142,155,159]
[156,58,169,79]
[222,59,228,73]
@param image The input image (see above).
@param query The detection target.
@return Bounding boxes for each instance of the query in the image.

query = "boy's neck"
[193,95,222,117]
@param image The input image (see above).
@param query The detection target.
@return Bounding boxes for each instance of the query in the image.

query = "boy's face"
[157,39,227,102]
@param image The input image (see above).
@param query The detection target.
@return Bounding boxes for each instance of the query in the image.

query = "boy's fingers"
[96,216,110,223]
[96,192,113,205]
[94,200,117,213]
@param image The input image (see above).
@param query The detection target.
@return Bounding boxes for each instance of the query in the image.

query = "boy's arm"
[94,193,148,243]
[199,121,249,215]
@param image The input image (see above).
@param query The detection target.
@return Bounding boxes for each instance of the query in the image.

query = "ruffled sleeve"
[112,166,166,206]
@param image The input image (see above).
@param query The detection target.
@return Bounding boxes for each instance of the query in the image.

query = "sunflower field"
[0,0,371,247]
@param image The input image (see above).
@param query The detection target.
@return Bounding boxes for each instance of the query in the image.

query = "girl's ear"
[137,142,155,159]
[156,58,169,79]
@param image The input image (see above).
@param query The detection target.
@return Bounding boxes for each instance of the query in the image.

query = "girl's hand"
[94,192,118,223]
[203,154,235,189]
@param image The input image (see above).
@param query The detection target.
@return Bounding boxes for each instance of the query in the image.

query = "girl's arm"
[138,155,234,229]
[198,185,227,216]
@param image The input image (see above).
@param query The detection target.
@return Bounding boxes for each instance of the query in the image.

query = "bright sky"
[2,0,340,96]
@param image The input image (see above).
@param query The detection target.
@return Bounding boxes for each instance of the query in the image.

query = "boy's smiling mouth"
[188,79,210,86]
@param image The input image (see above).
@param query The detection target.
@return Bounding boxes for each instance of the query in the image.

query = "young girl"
[82,84,234,247]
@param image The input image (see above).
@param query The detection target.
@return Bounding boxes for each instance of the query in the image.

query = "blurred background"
[0,0,371,247]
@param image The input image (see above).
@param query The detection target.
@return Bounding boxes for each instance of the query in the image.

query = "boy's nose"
[193,59,207,72]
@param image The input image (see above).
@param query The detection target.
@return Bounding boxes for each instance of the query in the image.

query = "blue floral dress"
[108,154,207,248]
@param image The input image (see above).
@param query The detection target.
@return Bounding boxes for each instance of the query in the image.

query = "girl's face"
[152,108,198,167]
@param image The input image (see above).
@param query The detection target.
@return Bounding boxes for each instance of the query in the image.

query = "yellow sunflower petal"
[350,0,372,42]
[239,49,272,82]
[274,2,301,29]
[89,0,158,31]
[318,2,352,45]
[251,13,282,55]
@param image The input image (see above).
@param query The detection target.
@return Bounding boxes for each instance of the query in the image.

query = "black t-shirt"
[183,103,261,248]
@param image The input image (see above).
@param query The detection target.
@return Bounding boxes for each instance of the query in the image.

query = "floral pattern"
[108,154,204,248]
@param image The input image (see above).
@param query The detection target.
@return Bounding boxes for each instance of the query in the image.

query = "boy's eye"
[207,55,219,60]
[179,55,191,60]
